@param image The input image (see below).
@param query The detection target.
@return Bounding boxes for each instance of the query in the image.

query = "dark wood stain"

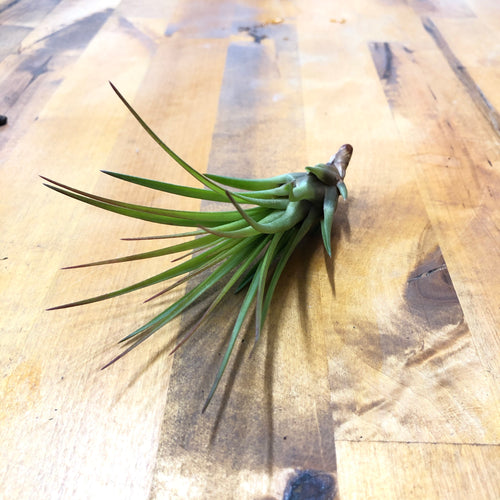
[0,0,24,16]
[0,0,61,25]
[406,245,463,329]
[370,41,395,83]
[150,8,337,498]
[368,41,399,106]
[35,9,113,51]
[422,17,500,138]
[2,9,112,111]
[283,469,337,500]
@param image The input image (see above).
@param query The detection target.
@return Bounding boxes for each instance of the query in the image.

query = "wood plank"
[298,0,498,444]
[0,0,119,154]
[430,17,500,111]
[149,3,339,499]
[0,1,498,499]
[0,8,170,499]
[367,23,500,382]
[336,441,500,500]
[0,0,61,28]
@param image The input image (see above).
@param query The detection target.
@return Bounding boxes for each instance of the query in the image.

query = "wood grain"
[0,0,498,499]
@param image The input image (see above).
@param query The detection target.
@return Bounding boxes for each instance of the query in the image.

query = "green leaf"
[254,231,284,343]
[320,185,338,257]
[102,171,230,202]
[118,236,265,344]
[63,233,219,268]
[42,177,266,227]
[170,235,271,354]
[202,267,260,412]
[226,192,310,234]
[109,82,227,196]
[205,172,301,190]
[259,208,321,329]
[337,181,348,200]
[230,192,288,209]
[48,237,238,310]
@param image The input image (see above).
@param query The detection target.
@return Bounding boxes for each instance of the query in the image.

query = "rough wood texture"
[0,1,498,499]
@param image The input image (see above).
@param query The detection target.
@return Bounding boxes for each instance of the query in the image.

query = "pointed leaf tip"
[337,181,348,200]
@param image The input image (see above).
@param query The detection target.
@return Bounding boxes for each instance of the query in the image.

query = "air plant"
[43,83,352,411]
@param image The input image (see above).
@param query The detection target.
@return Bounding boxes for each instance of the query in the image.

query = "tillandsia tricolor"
[43,83,352,412]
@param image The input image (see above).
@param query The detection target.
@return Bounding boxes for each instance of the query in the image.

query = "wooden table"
[1,1,498,498]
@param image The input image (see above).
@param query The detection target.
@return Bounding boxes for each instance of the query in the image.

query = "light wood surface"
[1,1,498,499]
